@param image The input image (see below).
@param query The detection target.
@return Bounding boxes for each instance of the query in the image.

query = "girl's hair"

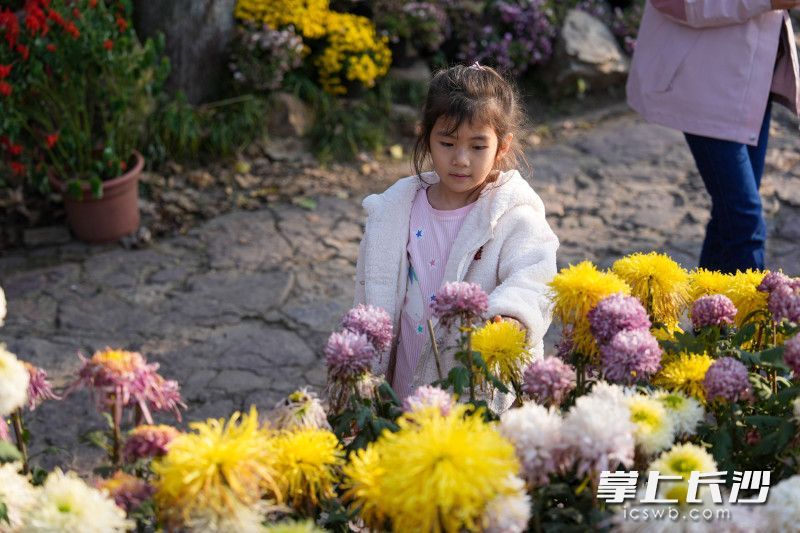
[412,63,528,180]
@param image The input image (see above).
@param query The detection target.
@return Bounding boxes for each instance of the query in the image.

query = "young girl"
[354,63,559,412]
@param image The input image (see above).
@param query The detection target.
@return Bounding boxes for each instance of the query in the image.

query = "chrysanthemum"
[271,427,344,511]
[522,357,576,406]
[626,395,676,455]
[324,330,376,382]
[758,271,792,293]
[263,520,327,533]
[690,294,737,329]
[653,391,704,436]
[24,362,60,411]
[431,281,489,327]
[97,471,154,514]
[612,252,690,331]
[153,407,281,528]
[23,469,132,532]
[0,345,30,416]
[341,445,387,530]
[343,405,519,532]
[653,352,714,401]
[0,286,6,327]
[783,334,800,376]
[588,293,651,345]
[472,320,530,386]
[123,424,180,462]
[73,348,185,423]
[340,304,393,353]
[649,443,718,504]
[185,500,271,533]
[760,475,800,531]
[0,461,38,531]
[562,385,635,476]
[268,388,331,431]
[600,329,662,385]
[498,402,565,486]
[702,357,751,403]
[727,269,769,326]
[403,385,455,416]
[549,261,631,358]
[688,268,731,302]
[767,282,800,324]
[481,475,531,533]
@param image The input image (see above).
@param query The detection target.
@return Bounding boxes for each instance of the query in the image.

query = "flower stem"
[466,319,475,402]
[427,319,443,380]
[11,409,28,474]
[111,399,122,466]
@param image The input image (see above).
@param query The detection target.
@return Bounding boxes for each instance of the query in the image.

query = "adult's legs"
[684,103,771,273]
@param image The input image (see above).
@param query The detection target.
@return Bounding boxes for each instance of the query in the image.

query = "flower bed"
[1,250,799,531]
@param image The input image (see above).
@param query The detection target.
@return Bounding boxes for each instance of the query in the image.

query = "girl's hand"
[492,314,524,331]
[772,0,800,9]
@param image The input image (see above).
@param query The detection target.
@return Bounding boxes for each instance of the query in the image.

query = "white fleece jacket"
[354,170,559,412]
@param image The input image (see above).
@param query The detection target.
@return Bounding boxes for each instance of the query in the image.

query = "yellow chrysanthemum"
[263,519,327,532]
[649,443,718,504]
[726,269,768,326]
[612,252,690,331]
[153,407,280,527]
[549,261,631,358]
[341,445,388,530]
[653,352,714,401]
[472,320,530,386]
[272,427,344,511]
[343,405,520,532]
[626,395,675,456]
[688,268,732,302]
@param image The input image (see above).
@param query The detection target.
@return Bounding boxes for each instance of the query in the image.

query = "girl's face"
[429,116,511,200]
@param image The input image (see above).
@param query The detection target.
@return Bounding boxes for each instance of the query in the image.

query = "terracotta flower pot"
[49,151,144,244]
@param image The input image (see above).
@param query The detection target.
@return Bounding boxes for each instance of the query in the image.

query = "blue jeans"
[684,101,771,273]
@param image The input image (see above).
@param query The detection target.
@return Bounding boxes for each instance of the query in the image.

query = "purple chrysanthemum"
[767,283,800,324]
[24,363,61,411]
[97,471,155,513]
[431,281,489,327]
[522,357,576,406]
[403,385,455,416]
[702,357,751,403]
[758,271,792,293]
[341,304,393,353]
[690,294,738,329]
[122,424,180,462]
[600,329,662,385]
[555,325,575,361]
[324,330,376,382]
[588,293,651,345]
[784,335,800,376]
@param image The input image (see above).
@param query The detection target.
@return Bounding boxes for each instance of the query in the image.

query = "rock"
[542,9,629,97]
[22,226,71,247]
[263,137,314,163]
[187,170,215,189]
[267,92,314,137]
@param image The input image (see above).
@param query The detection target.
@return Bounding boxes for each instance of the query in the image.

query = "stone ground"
[1,100,800,472]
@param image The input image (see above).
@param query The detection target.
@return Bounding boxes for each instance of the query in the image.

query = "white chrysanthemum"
[482,475,531,533]
[626,395,676,455]
[760,475,800,530]
[0,462,38,532]
[562,387,635,476]
[0,345,29,416]
[498,402,564,486]
[185,501,267,533]
[21,469,132,532]
[588,381,631,403]
[0,286,6,327]
[654,390,704,436]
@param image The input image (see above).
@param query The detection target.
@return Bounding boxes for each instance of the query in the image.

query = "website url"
[622,507,731,522]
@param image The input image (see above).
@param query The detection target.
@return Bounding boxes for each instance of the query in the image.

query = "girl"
[354,63,559,412]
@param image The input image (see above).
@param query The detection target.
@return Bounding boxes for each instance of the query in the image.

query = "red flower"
[0,81,11,97]
[115,15,127,32]
[89,0,98,7]
[10,161,25,176]
[120,160,127,171]
[16,44,29,60]
[25,6,47,36]
[103,39,113,50]
[46,43,56,52]
[0,10,20,48]
[47,9,65,28]
[64,21,79,39]
[45,132,59,148]
[72,8,81,19]
[8,143,22,156]
[0,64,10,78]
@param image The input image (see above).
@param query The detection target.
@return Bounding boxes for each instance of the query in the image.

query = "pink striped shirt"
[392,187,475,400]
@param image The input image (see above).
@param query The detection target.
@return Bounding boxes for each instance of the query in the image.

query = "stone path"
[1,103,799,471]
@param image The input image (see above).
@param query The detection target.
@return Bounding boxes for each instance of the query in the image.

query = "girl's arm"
[488,206,559,349]
[651,0,777,28]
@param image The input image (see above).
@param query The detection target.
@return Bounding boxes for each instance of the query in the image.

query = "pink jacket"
[627,0,800,145]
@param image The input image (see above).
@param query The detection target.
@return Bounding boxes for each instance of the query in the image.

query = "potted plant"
[0,0,168,243]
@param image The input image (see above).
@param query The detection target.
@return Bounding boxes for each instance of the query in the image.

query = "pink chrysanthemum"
[431,281,489,327]
[24,362,60,411]
[600,329,662,385]
[758,271,793,293]
[123,424,180,462]
[784,335,800,376]
[690,294,738,329]
[324,330,376,382]
[72,348,185,424]
[768,283,800,324]
[522,358,576,406]
[702,357,751,403]
[402,385,455,416]
[97,471,155,513]
[341,304,393,353]
[587,293,651,345]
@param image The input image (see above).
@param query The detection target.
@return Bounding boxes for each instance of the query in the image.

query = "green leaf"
[90,176,103,199]
[449,367,470,396]
[708,426,733,467]
[0,441,22,464]
[355,406,371,430]
[291,196,317,211]
[777,385,800,403]
[744,415,783,428]
[732,323,757,346]
[758,346,788,370]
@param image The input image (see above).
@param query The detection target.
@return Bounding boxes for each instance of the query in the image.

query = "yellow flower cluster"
[234,0,391,95]
[654,351,714,401]
[472,320,530,387]
[689,268,768,326]
[342,405,520,531]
